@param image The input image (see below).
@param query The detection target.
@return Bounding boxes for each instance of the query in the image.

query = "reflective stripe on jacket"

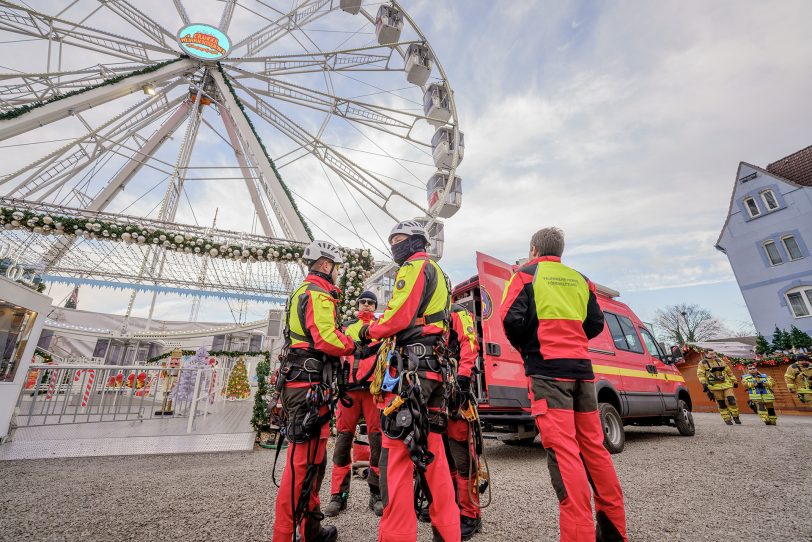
[449,305,478,378]
[742,373,775,401]
[499,256,604,380]
[367,251,450,343]
[696,357,735,390]
[286,273,355,358]
[784,362,812,393]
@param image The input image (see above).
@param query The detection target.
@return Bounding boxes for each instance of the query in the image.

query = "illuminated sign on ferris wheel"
[176,24,231,61]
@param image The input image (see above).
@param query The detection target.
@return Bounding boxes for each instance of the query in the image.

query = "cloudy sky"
[3,0,812,335]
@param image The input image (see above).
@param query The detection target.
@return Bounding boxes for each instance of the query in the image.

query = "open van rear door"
[476,252,529,409]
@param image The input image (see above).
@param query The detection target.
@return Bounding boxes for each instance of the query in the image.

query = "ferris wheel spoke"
[224,67,428,145]
[210,68,311,243]
[231,0,333,58]
[234,82,428,220]
[1,86,183,199]
[172,0,190,25]
[96,0,175,49]
[0,64,156,112]
[224,40,420,76]
[219,0,237,33]
[0,59,194,142]
[0,2,176,63]
[88,102,193,213]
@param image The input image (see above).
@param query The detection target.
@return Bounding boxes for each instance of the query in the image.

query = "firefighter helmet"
[388,220,429,244]
[303,240,343,264]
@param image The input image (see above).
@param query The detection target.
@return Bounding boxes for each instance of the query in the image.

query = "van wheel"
[599,403,625,454]
[675,399,695,436]
[503,436,536,446]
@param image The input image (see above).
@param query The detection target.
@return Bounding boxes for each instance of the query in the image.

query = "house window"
[782,235,804,261]
[763,240,783,266]
[760,189,779,211]
[785,286,812,318]
[744,197,760,218]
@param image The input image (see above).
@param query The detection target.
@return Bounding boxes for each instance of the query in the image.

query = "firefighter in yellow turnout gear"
[696,349,741,425]
[784,354,812,404]
[741,363,777,425]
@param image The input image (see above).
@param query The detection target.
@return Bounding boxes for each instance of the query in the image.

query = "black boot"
[733,416,741,425]
[313,525,338,542]
[323,494,347,517]
[461,515,482,540]
[368,492,384,517]
[724,418,733,425]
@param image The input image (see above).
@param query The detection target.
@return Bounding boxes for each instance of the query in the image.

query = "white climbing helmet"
[303,240,343,264]
[388,220,429,244]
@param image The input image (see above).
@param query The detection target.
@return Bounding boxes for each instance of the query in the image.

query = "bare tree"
[654,303,725,345]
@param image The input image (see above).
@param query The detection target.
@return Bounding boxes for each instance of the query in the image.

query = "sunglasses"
[358,299,375,306]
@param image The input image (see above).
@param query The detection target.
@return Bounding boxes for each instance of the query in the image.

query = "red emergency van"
[452,252,695,453]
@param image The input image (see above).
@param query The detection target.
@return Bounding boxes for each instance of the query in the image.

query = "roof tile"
[766,144,812,187]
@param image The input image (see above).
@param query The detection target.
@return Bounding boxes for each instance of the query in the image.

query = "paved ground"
[1,412,810,541]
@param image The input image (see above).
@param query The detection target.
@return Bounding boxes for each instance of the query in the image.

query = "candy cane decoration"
[73,369,96,408]
[45,370,58,400]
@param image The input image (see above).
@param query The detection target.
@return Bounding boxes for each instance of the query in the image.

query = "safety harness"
[271,279,342,534]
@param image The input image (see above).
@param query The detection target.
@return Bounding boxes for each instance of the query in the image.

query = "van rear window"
[604,312,644,354]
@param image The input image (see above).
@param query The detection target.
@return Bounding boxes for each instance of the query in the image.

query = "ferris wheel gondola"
[0,0,463,324]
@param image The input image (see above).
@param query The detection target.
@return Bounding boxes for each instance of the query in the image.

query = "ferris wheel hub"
[176,24,232,61]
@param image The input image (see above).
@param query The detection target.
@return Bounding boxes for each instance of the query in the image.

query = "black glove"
[457,375,471,397]
[358,324,371,345]
[702,383,709,393]
[733,382,739,388]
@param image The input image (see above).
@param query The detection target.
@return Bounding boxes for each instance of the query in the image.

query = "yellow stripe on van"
[593,364,686,383]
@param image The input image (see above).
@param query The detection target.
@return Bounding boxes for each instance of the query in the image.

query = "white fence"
[14,363,234,433]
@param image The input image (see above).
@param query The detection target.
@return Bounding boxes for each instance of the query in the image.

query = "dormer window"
[760,189,779,211]
[744,197,761,218]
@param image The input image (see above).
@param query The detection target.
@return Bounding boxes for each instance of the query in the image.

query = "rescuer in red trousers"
[447,302,483,539]
[358,220,460,542]
[500,227,627,542]
[324,290,384,517]
[272,240,356,542]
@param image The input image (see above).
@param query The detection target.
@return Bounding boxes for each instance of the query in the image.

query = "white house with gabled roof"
[716,145,812,338]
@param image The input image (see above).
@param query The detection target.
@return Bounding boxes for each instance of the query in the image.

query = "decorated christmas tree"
[226,356,251,400]
[171,346,210,403]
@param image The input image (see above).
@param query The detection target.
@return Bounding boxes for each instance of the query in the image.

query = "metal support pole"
[187,368,203,434]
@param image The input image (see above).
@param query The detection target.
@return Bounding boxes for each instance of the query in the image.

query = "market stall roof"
[689,337,756,359]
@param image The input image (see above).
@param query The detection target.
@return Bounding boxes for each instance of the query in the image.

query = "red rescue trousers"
[529,377,627,542]
[378,378,460,542]
[330,389,382,496]
[272,385,330,542]
[447,417,480,519]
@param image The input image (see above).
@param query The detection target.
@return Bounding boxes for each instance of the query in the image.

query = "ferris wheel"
[0,0,463,321]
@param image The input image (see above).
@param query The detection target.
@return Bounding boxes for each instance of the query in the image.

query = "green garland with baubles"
[0,205,374,315]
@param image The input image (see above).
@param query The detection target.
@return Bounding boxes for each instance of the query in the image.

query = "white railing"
[13,364,233,433]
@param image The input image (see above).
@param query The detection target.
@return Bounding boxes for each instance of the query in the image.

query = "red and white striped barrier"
[73,369,96,408]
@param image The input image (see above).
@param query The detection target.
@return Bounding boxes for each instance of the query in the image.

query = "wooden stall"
[677,348,811,415]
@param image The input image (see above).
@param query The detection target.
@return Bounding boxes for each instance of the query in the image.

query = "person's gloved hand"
[733,382,739,388]
[702,383,709,393]
[358,324,371,345]
[799,394,807,403]
[457,375,470,397]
